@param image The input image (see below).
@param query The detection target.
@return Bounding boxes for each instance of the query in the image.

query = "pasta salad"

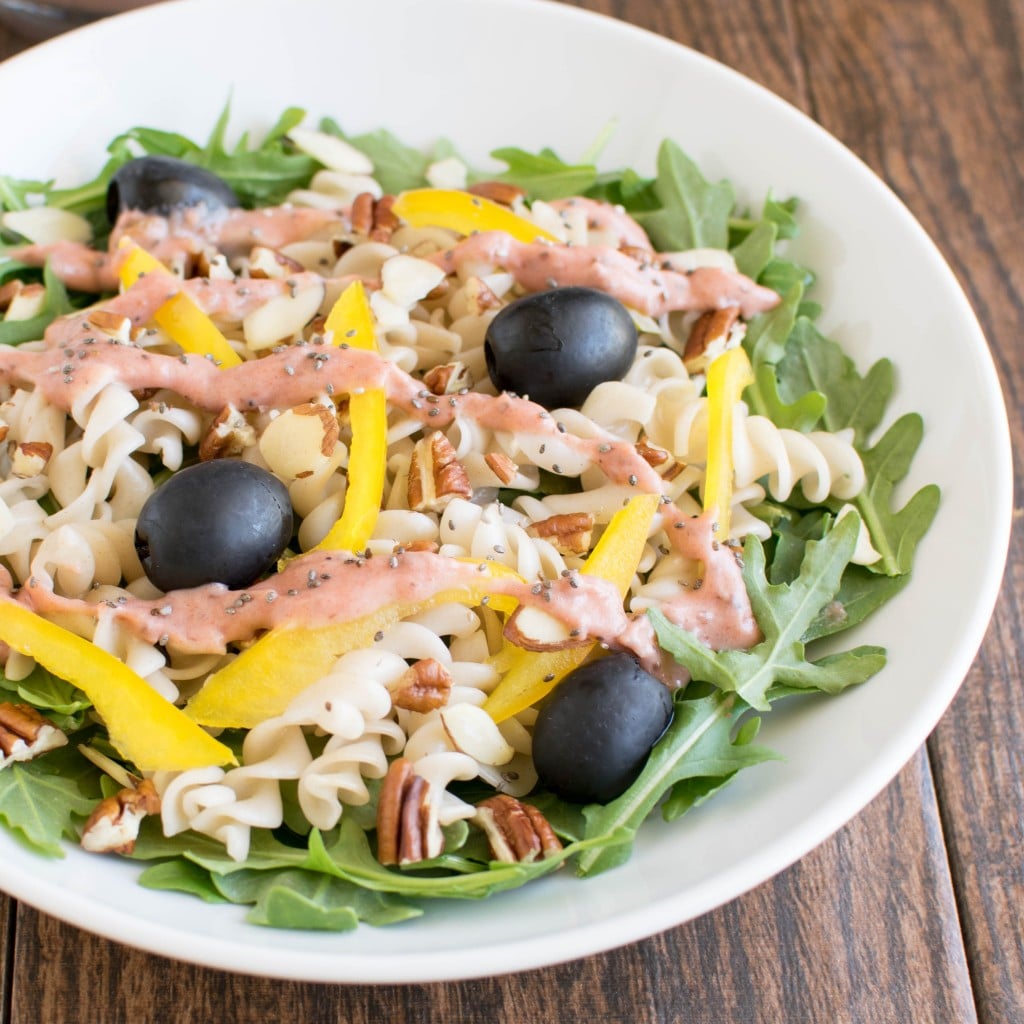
[0,109,938,930]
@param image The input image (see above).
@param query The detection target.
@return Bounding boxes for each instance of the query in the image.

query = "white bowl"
[0,0,1011,983]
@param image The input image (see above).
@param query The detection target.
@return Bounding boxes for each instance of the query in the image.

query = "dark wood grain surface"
[1,1,1020,1021]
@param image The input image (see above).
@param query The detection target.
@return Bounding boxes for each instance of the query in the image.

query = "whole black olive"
[532,652,673,804]
[134,460,293,592]
[484,286,638,409]
[107,155,239,223]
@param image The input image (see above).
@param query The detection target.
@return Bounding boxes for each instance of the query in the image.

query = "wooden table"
[0,1,1020,1020]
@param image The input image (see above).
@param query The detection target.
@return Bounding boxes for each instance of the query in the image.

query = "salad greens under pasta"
[0,107,938,931]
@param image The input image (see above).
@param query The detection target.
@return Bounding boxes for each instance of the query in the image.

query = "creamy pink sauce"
[12,198,777,323]
[547,197,654,251]
[2,201,766,676]
[12,205,343,293]
[431,232,779,319]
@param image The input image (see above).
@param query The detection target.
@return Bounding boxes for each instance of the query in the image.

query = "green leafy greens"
[0,107,938,929]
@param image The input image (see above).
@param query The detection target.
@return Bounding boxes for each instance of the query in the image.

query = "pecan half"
[527,511,594,556]
[80,779,161,855]
[407,431,472,512]
[467,181,527,207]
[349,191,375,236]
[198,403,257,461]
[422,360,472,396]
[392,658,452,713]
[683,307,743,374]
[0,702,67,769]
[473,794,563,864]
[376,757,443,866]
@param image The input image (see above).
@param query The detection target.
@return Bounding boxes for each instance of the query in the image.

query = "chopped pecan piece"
[527,512,595,556]
[198,404,257,461]
[400,539,440,554]
[684,307,743,374]
[422,360,472,396]
[5,283,45,320]
[246,245,306,280]
[376,757,443,866]
[392,658,453,713]
[619,243,656,268]
[80,779,161,855]
[407,431,473,512]
[473,794,563,863]
[10,440,53,479]
[87,308,134,342]
[462,276,502,316]
[484,451,519,485]
[369,195,399,243]
[0,279,22,312]
[467,181,527,207]
[0,702,67,769]
[635,436,671,469]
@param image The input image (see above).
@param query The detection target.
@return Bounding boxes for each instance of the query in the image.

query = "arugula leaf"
[487,147,597,200]
[0,261,72,346]
[632,140,735,251]
[577,692,775,875]
[0,745,101,856]
[777,317,891,447]
[0,663,91,731]
[731,220,777,281]
[214,868,421,929]
[305,819,622,899]
[776,318,941,574]
[804,564,911,641]
[741,284,827,430]
[650,515,885,711]
[854,415,941,576]
[137,858,230,903]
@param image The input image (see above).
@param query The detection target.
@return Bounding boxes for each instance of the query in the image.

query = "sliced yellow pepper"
[118,240,242,368]
[314,281,386,553]
[0,600,233,771]
[484,492,660,723]
[185,574,519,729]
[392,189,560,244]
[702,346,754,539]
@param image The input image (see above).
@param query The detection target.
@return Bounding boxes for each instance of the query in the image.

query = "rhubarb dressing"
[11,205,343,292]
[547,197,655,251]
[430,232,780,318]
[12,550,630,656]
[0,192,769,688]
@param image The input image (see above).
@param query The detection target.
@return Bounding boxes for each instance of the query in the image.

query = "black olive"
[532,652,673,804]
[484,286,638,408]
[107,155,239,223]
[134,460,293,592]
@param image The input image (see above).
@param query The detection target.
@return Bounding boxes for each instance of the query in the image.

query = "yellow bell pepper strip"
[0,599,233,771]
[484,492,661,723]
[185,564,522,730]
[314,281,387,553]
[117,240,242,368]
[391,189,560,244]
[702,345,754,539]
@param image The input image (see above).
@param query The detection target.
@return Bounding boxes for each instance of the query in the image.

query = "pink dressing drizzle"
[2,211,765,669]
